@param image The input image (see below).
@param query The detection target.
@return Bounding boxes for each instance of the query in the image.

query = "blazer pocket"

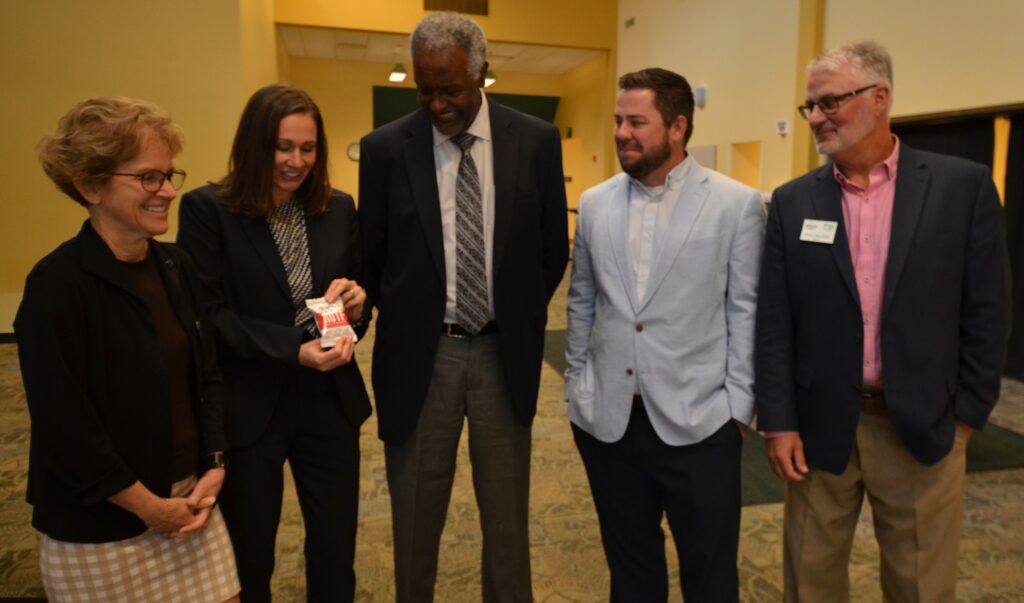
[570,359,596,402]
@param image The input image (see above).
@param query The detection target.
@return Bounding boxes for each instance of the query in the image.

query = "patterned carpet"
[2,273,1024,601]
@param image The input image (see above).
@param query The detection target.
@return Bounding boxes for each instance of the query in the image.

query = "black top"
[15,221,227,542]
[121,249,199,481]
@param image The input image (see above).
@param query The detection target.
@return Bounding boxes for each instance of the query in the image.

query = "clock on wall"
[346,143,360,162]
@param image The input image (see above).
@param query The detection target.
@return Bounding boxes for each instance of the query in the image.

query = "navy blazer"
[359,100,569,444]
[177,185,371,449]
[15,221,227,542]
[755,144,1010,473]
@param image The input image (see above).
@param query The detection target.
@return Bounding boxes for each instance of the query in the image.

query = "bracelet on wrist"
[202,451,228,472]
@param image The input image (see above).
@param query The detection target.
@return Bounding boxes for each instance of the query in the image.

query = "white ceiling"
[277,25,604,75]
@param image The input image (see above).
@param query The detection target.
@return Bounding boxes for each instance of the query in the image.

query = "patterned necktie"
[451,132,489,334]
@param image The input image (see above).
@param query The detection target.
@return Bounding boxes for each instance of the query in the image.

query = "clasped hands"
[298,278,366,372]
[145,468,226,538]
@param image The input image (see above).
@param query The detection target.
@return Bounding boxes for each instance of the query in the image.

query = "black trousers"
[219,368,361,603]
[573,397,742,603]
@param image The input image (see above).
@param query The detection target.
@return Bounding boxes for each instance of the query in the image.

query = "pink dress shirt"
[835,139,900,389]
[764,139,900,436]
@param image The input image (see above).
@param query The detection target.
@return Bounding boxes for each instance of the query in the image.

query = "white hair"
[809,41,894,109]
[410,12,488,78]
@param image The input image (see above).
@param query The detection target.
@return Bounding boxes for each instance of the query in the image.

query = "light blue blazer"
[565,159,765,445]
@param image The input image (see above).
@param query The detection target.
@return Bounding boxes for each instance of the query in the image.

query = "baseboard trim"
[0,333,15,344]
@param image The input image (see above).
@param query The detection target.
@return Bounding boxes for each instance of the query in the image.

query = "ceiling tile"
[278,26,306,56]
[300,27,337,59]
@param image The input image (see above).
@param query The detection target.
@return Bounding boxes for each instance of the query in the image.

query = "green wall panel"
[373,86,560,128]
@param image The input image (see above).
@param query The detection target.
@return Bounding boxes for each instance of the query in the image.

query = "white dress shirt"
[628,157,692,303]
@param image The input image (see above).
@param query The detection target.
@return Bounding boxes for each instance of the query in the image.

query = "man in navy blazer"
[756,41,1010,602]
[358,12,568,602]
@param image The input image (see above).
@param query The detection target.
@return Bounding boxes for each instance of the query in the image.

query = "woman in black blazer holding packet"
[177,84,371,602]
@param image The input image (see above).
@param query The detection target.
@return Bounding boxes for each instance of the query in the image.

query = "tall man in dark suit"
[756,41,1010,602]
[358,12,568,602]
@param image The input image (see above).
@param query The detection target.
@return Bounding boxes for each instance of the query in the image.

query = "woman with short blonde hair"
[18,96,240,603]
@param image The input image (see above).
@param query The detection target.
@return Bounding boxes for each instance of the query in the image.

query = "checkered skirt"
[39,476,240,603]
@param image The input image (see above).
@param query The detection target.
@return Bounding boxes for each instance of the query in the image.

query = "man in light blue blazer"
[565,68,765,602]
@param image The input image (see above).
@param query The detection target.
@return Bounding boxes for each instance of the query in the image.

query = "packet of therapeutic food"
[305,296,358,348]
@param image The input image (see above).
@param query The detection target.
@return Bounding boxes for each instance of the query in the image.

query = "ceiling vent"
[424,0,488,16]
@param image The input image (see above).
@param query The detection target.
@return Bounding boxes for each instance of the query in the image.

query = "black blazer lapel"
[152,243,182,313]
[404,111,446,283]
[882,146,929,318]
[77,220,145,305]
[240,217,291,299]
[490,101,519,279]
[810,166,860,307]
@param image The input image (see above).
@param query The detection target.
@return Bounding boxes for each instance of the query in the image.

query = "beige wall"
[4,1,1020,334]
[731,141,764,190]
[0,0,277,331]
[616,0,801,192]
[241,0,280,95]
[0,1,615,332]
[614,0,1024,193]
[824,0,1024,118]
[278,0,619,204]
[555,53,618,203]
[287,54,612,204]
[286,57,394,200]
[276,0,616,49]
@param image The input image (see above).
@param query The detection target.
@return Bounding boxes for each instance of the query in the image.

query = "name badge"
[799,219,838,244]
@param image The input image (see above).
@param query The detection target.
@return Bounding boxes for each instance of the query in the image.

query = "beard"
[618,132,672,182]
[812,109,877,158]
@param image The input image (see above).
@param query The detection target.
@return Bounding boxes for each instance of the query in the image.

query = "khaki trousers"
[784,411,967,603]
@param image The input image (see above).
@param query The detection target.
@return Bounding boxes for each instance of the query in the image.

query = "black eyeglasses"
[110,169,187,192]
[798,84,877,119]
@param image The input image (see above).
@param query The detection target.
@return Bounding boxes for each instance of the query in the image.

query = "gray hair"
[809,41,894,89]
[410,12,488,78]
